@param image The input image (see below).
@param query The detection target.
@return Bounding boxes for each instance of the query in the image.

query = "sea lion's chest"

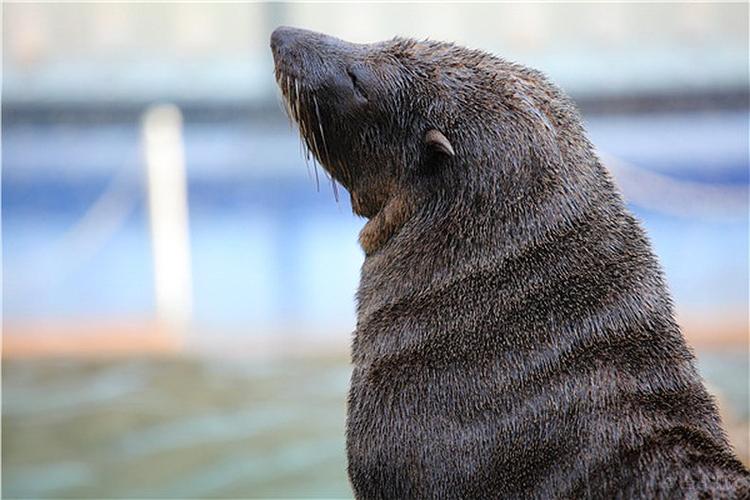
[344,296,532,498]
[345,357,511,499]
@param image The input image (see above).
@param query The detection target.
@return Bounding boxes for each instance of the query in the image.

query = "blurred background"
[3,3,748,498]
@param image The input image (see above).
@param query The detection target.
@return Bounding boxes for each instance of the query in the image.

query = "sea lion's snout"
[270,26,327,68]
[271,26,340,55]
[270,26,360,91]
[271,27,377,197]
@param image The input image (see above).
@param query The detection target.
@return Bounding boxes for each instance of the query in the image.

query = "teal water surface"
[3,352,747,498]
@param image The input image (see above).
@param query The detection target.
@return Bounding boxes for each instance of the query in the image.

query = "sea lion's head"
[271,27,583,255]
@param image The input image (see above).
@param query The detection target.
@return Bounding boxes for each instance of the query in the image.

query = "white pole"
[141,104,193,336]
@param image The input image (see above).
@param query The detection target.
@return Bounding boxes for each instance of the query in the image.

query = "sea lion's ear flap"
[424,129,455,158]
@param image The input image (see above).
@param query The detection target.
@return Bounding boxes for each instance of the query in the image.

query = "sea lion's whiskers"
[299,100,321,191]
[293,79,303,125]
[296,83,315,160]
[278,74,293,122]
[303,152,313,180]
[312,157,320,191]
[305,126,321,192]
[289,84,304,160]
[306,110,323,164]
[276,72,322,192]
[313,95,331,167]
[285,75,295,121]
[303,142,320,193]
[284,74,290,106]
[299,133,310,171]
[304,112,325,174]
[331,176,340,203]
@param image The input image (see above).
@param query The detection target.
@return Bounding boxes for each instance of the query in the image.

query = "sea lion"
[270,26,750,499]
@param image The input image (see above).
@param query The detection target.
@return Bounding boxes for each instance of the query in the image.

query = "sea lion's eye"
[347,68,368,100]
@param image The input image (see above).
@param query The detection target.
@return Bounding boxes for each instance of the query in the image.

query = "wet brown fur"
[270,27,750,499]
[359,195,414,255]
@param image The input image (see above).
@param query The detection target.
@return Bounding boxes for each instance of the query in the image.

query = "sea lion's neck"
[358,194,415,255]
[356,167,619,320]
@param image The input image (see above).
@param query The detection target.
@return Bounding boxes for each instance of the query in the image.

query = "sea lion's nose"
[271,26,347,58]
